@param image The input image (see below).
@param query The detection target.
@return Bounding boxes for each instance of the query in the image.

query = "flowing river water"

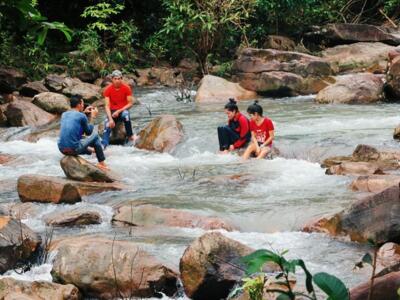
[1,88,400,298]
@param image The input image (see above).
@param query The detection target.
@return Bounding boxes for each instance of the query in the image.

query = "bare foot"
[96,162,110,171]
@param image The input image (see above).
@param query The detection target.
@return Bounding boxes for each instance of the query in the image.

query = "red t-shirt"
[249,117,274,145]
[103,83,132,110]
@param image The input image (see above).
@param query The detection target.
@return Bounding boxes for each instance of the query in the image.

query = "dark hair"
[224,98,238,112]
[70,95,83,108]
[247,100,263,116]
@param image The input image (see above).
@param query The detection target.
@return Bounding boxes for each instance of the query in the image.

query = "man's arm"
[81,114,94,136]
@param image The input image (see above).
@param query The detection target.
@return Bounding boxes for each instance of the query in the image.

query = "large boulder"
[326,161,383,176]
[43,207,102,227]
[17,174,123,204]
[32,92,70,114]
[350,175,400,193]
[350,271,400,300]
[44,74,74,92]
[322,42,395,74]
[309,24,400,46]
[305,185,400,244]
[112,203,235,231]
[60,155,115,183]
[98,121,128,145]
[0,67,26,94]
[377,242,400,271]
[315,73,384,104]
[51,235,178,299]
[5,100,56,127]
[0,278,80,300]
[0,216,41,274]
[394,125,400,140]
[62,81,102,103]
[386,53,400,99]
[180,232,278,300]
[136,115,184,153]
[233,48,333,96]
[19,81,49,97]
[0,202,40,219]
[195,75,256,102]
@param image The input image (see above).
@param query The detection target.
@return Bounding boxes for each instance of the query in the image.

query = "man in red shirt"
[102,70,136,147]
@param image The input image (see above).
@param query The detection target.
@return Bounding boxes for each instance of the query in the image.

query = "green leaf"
[37,27,48,45]
[241,249,281,275]
[276,294,292,300]
[313,272,349,300]
[290,259,314,294]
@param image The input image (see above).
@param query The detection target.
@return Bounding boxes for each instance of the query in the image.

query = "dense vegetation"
[1,0,400,78]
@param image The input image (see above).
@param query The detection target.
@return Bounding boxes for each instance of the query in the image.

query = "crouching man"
[58,95,108,171]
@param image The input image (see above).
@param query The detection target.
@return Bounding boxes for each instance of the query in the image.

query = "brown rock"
[386,54,400,99]
[350,271,400,300]
[394,125,400,140]
[0,67,27,94]
[5,99,56,127]
[0,277,80,300]
[195,75,257,102]
[350,175,400,192]
[326,161,384,176]
[113,203,235,231]
[136,115,184,153]
[315,74,384,104]
[233,48,333,96]
[322,42,394,74]
[321,155,353,168]
[17,175,123,204]
[43,207,102,227]
[311,24,400,45]
[32,92,70,114]
[19,81,49,97]
[0,202,40,219]
[60,155,115,183]
[302,214,342,236]
[0,153,16,165]
[377,242,400,269]
[0,216,41,274]
[44,74,67,92]
[263,35,296,51]
[0,103,7,126]
[51,235,178,299]
[62,82,101,103]
[352,144,381,161]
[98,121,128,145]
[180,232,278,300]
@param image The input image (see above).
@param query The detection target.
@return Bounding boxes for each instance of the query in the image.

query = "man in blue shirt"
[58,95,108,170]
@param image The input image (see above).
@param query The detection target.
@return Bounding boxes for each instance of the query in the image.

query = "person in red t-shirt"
[102,70,137,147]
[217,98,251,153]
[242,101,275,160]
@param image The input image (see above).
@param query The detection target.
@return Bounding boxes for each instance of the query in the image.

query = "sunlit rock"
[44,207,102,227]
[60,155,115,183]
[386,51,400,100]
[32,92,70,114]
[232,48,333,96]
[5,99,56,127]
[0,216,41,274]
[0,277,80,300]
[326,161,383,176]
[51,235,178,299]
[195,75,257,102]
[350,175,400,193]
[263,35,296,51]
[136,115,184,153]
[0,202,40,219]
[321,42,395,74]
[112,203,235,231]
[315,73,384,104]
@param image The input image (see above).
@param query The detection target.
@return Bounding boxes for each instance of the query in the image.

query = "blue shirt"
[58,110,94,150]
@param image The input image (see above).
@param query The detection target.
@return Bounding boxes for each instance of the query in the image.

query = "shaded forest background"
[1,0,400,79]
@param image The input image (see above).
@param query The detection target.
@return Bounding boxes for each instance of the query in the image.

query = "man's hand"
[90,107,98,118]
[112,110,120,118]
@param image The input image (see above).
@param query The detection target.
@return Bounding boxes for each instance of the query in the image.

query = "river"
[1,88,399,298]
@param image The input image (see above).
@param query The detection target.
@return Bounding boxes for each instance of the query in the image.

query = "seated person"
[58,95,108,170]
[242,101,275,160]
[217,98,251,153]
[102,70,136,148]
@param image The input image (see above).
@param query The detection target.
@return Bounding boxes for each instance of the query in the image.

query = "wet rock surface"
[112,203,235,231]
[0,216,41,274]
[5,99,56,127]
[51,235,178,299]
[43,207,102,227]
[19,81,49,97]
[32,92,70,114]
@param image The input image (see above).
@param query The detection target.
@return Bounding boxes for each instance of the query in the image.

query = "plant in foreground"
[230,248,349,300]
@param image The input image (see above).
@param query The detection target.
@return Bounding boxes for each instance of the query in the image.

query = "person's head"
[111,70,123,87]
[247,100,263,121]
[224,98,239,120]
[70,95,84,111]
